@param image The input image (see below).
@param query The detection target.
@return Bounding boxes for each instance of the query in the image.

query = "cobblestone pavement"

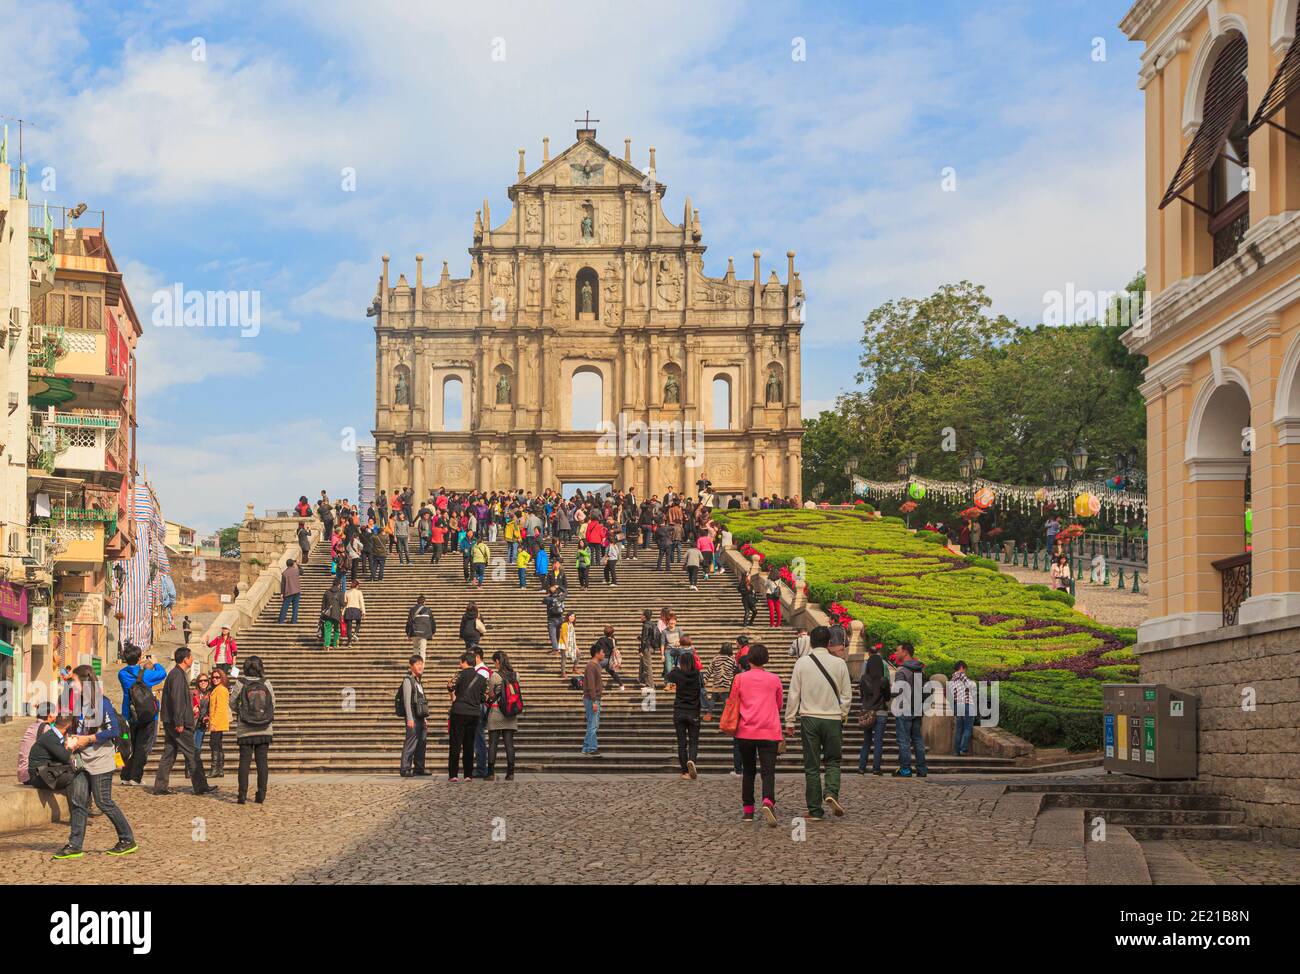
[1000,565,1149,630]
[1170,838,1300,885]
[0,773,1088,885]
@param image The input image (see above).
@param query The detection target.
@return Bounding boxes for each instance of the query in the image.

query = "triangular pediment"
[520,136,663,193]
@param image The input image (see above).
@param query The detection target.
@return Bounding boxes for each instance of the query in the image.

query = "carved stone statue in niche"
[496,373,512,405]
[633,203,648,233]
[580,280,594,314]
[552,266,571,316]
[580,205,595,241]
[527,266,541,307]
[664,371,681,404]
[766,368,783,404]
[525,204,540,234]
[394,367,410,406]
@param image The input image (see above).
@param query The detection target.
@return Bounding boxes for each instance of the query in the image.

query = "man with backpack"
[543,585,565,654]
[118,643,166,786]
[397,655,430,777]
[152,647,217,797]
[232,655,276,803]
[784,626,852,821]
[406,595,436,661]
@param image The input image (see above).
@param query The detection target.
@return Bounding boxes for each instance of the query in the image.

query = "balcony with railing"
[1212,552,1252,627]
[27,411,126,487]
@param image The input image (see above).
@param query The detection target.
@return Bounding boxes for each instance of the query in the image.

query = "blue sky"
[0,0,1144,532]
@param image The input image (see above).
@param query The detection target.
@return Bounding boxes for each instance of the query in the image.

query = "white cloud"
[141,419,357,533]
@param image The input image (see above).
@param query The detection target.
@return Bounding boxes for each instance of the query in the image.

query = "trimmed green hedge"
[721,509,1134,751]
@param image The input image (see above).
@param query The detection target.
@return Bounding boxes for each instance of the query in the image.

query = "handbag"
[859,709,877,729]
[719,685,741,736]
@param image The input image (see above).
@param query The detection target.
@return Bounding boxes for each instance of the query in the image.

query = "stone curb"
[0,783,71,837]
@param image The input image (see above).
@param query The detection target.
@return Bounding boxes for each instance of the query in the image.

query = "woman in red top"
[728,642,784,826]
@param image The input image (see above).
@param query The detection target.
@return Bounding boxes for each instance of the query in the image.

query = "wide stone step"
[1082,806,1245,827]
[1042,792,1234,812]
[1123,823,1258,841]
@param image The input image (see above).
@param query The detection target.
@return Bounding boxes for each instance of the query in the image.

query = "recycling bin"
[1102,684,1198,779]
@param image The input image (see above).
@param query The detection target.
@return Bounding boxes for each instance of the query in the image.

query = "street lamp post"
[898,453,917,528]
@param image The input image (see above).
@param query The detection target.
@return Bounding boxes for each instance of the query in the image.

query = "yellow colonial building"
[1123,0,1300,842]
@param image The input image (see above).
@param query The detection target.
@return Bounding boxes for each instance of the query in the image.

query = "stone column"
[786,446,801,498]
[622,454,635,492]
[412,453,425,504]
[479,453,491,492]
[378,454,391,494]
[684,337,697,424]
[649,337,661,408]
[514,451,527,488]
[749,440,764,496]
[621,337,634,411]
[541,454,554,490]
[751,334,765,413]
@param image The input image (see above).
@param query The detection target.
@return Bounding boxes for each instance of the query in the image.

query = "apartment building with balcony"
[24,210,143,687]
[1122,0,1300,842]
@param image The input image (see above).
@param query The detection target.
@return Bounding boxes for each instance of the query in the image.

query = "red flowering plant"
[739,542,765,563]
[826,601,854,629]
[899,501,918,514]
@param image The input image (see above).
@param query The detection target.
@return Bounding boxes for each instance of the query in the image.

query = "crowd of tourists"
[15,638,278,859]
[16,480,964,858]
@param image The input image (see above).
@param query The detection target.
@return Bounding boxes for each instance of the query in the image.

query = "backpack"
[394,677,429,719]
[498,672,525,718]
[237,679,274,728]
[128,670,158,724]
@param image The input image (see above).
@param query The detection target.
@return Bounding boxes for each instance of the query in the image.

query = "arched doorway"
[571,367,603,430]
[442,376,464,431]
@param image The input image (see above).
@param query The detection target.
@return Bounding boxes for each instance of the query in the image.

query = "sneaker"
[729,770,741,777]
[51,845,84,860]
[151,789,175,796]
[680,772,692,780]
[504,773,514,781]
[415,770,433,776]
[892,769,912,778]
[825,795,845,817]
[916,771,929,778]
[742,810,755,822]
[449,777,460,782]
[804,812,825,823]
[196,785,219,796]
[762,805,778,828]
[687,760,697,780]
[106,840,139,857]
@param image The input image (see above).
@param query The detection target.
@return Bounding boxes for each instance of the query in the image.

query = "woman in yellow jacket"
[515,547,531,589]
[208,667,231,778]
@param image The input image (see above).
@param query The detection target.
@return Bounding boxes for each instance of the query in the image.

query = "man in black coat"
[152,647,217,796]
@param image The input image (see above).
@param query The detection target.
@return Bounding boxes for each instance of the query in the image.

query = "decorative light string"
[852,476,1148,523]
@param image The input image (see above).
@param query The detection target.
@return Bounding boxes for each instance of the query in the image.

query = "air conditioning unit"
[26,534,45,564]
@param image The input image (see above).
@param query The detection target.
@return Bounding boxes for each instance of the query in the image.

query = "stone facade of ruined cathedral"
[371,127,803,499]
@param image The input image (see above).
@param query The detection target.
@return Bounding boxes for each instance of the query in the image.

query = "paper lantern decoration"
[907,482,926,500]
[1033,487,1048,503]
[1074,492,1100,517]
[973,487,995,509]
[1245,508,1253,535]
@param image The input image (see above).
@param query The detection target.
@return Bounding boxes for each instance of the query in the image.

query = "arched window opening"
[712,376,732,429]
[442,376,464,432]
[571,367,603,430]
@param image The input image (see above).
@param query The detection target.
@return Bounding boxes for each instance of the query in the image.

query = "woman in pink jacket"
[728,642,783,826]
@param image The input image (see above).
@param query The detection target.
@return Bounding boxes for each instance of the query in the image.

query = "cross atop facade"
[573,110,600,129]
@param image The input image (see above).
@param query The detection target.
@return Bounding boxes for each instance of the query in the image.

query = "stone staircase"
[228,537,1036,775]
[1007,779,1256,841]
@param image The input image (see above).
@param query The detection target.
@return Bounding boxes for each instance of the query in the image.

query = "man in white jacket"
[784,626,852,821]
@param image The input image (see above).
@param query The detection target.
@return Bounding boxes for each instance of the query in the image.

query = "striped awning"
[1247,11,1300,138]
[1160,34,1249,210]
[0,639,14,659]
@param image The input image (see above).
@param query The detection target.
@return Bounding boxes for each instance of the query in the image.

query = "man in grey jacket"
[152,647,217,796]
[399,656,430,777]
[784,626,852,821]
[278,559,302,624]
